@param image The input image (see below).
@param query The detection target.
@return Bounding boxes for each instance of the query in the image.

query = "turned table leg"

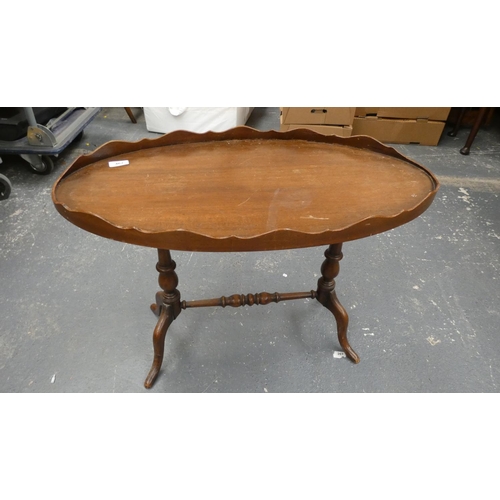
[316,243,360,363]
[144,249,182,389]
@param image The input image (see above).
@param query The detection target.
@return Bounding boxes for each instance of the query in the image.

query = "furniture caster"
[20,154,54,175]
[0,173,12,200]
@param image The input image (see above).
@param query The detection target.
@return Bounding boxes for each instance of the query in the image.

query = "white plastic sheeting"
[144,107,253,134]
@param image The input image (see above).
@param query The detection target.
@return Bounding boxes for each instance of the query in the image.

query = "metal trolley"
[0,107,101,200]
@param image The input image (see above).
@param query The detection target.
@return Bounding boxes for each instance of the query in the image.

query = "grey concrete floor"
[1,107,499,393]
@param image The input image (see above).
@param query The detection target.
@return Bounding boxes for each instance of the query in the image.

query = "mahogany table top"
[52,127,439,251]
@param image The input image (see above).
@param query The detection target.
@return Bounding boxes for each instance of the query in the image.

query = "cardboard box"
[355,107,451,121]
[144,107,253,134]
[280,107,355,126]
[352,117,446,146]
[280,123,353,137]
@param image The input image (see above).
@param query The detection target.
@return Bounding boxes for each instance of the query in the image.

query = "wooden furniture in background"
[52,127,439,388]
[124,107,137,124]
[447,107,494,155]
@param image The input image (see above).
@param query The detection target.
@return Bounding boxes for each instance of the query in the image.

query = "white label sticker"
[333,351,346,359]
[109,160,129,168]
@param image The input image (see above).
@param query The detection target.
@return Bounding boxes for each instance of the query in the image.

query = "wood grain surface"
[52,127,439,251]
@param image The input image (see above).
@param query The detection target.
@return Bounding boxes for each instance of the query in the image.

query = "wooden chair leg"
[124,107,137,124]
[448,107,467,137]
[460,107,489,155]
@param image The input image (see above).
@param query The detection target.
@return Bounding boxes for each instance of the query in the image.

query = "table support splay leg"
[145,249,182,389]
[316,243,360,363]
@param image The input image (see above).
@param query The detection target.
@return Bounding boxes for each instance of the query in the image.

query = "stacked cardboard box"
[352,107,451,146]
[280,108,355,137]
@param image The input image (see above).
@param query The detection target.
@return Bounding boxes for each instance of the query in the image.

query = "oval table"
[52,127,439,388]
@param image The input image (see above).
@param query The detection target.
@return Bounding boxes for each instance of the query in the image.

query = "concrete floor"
[1,107,499,393]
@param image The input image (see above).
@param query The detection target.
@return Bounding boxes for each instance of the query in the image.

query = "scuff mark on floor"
[427,336,441,346]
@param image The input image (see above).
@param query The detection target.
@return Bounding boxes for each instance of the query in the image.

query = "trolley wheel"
[31,155,54,175]
[0,173,12,200]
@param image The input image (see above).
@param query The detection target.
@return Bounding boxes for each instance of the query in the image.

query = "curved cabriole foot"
[145,249,182,389]
[317,243,360,364]
[316,289,360,363]
[325,291,360,363]
[150,291,164,317]
[144,306,175,388]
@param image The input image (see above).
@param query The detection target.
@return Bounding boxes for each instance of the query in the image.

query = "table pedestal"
[144,244,359,389]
